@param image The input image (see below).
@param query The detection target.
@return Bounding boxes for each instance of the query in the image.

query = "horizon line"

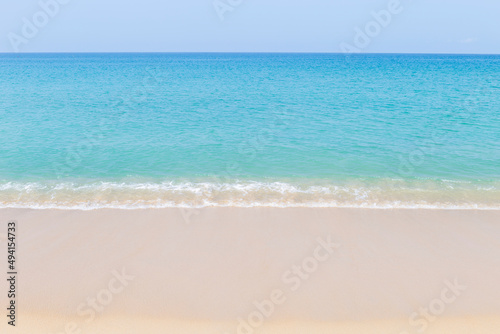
[1,51,500,56]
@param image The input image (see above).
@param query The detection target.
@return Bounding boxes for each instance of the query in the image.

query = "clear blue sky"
[1,0,499,53]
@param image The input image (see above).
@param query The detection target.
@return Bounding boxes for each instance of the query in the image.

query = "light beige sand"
[1,208,499,333]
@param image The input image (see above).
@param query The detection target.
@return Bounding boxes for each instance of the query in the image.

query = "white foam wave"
[0,180,499,210]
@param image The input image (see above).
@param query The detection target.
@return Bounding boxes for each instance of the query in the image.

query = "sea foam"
[0,179,498,210]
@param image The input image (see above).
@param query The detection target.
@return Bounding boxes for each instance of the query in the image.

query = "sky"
[0,0,499,53]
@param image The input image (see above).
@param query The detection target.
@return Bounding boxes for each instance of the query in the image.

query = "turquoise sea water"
[0,53,499,208]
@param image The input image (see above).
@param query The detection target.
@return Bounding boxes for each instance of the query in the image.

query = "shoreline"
[1,207,500,333]
[1,178,499,211]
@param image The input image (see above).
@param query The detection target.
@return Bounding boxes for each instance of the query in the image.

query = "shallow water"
[0,53,499,208]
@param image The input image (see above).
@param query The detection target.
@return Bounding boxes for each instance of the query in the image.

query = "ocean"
[0,53,499,209]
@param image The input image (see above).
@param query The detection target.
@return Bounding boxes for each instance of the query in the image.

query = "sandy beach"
[1,208,500,333]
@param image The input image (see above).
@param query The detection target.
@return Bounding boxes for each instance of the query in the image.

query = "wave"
[0,179,499,210]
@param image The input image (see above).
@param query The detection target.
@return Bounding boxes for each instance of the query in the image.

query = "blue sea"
[0,53,499,209]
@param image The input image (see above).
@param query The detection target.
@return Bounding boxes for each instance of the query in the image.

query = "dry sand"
[1,208,499,333]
